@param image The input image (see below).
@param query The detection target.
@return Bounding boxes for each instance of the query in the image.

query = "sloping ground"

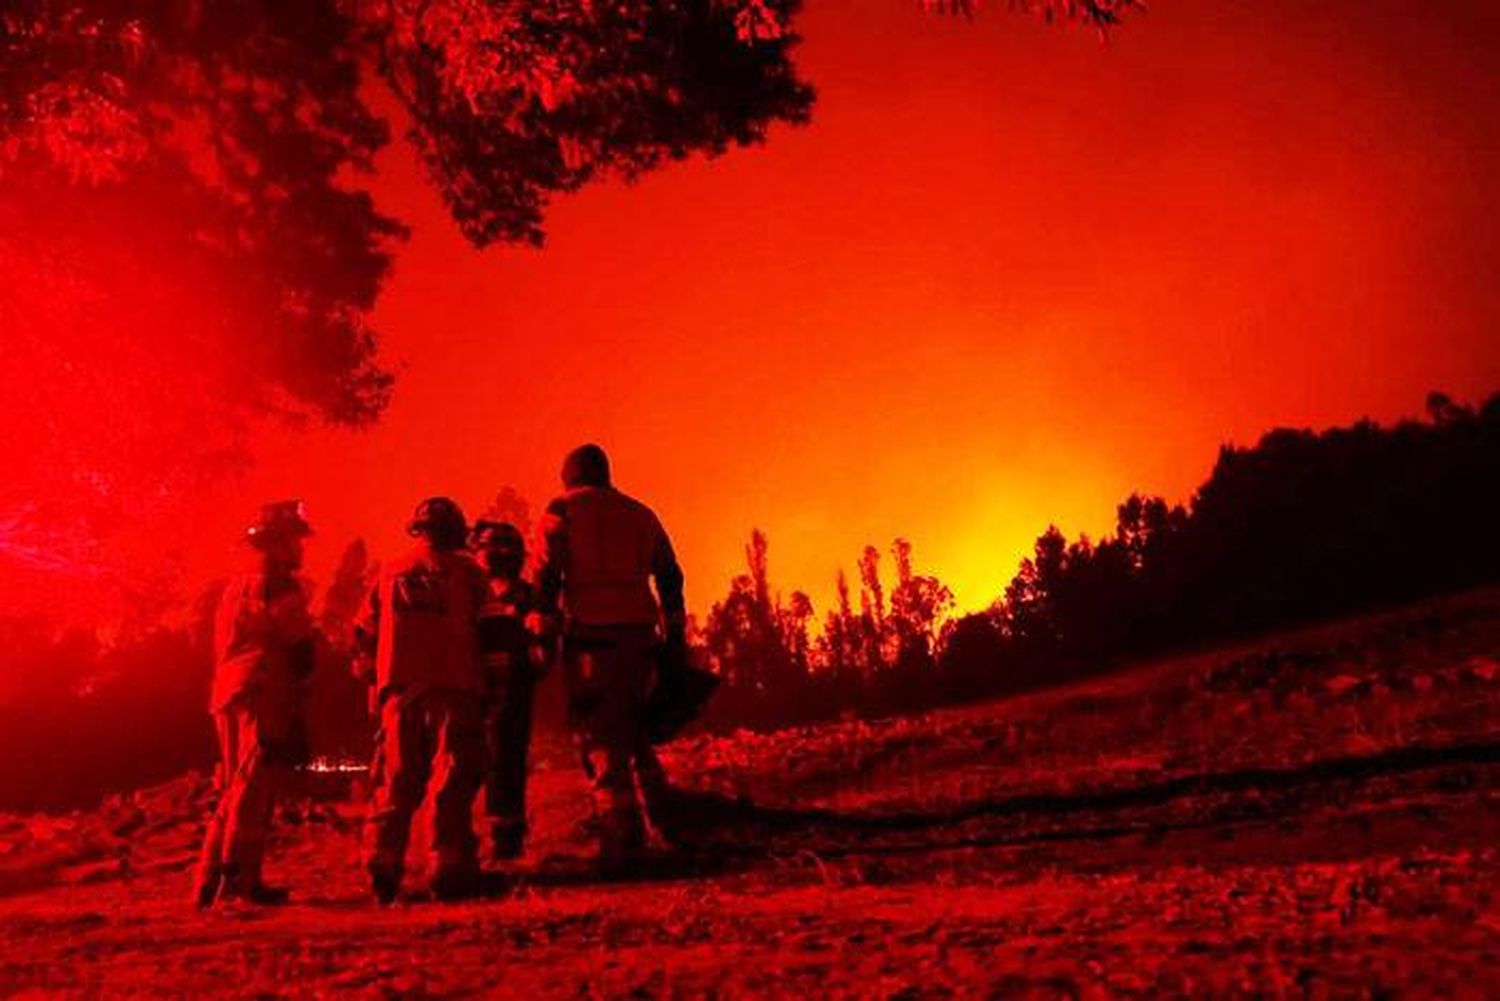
[1,590,1497,998]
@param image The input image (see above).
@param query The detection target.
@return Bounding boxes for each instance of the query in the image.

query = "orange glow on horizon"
[13,1,1500,623]
[239,1,1500,617]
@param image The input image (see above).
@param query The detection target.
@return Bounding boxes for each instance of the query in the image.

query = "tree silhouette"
[856,545,889,673]
[817,569,861,686]
[704,530,803,707]
[1,0,1137,426]
[924,1,1140,29]
[943,390,1500,691]
[1,1,1141,592]
[318,539,373,652]
[308,538,377,759]
[1,1,814,424]
[889,537,954,674]
[6,388,1497,808]
[783,588,815,679]
[478,486,533,540]
[0,1,814,591]
[704,532,958,723]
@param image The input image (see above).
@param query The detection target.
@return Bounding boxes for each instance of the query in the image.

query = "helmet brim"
[247,522,313,544]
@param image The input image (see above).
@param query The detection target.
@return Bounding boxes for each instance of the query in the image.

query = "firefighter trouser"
[363,686,484,880]
[198,704,289,888]
[484,661,535,836]
[563,625,664,859]
[636,741,670,818]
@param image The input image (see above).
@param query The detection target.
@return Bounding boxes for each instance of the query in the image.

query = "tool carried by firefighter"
[645,642,720,745]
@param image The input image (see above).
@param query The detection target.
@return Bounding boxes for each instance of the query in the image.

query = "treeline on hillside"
[693,532,955,727]
[1,390,1496,809]
[696,390,1500,724]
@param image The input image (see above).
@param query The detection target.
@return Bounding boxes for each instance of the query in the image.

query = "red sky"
[226,0,1500,615]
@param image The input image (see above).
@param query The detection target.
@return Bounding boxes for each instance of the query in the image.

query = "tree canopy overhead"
[1,0,1138,422]
[1,0,815,424]
[0,0,1136,610]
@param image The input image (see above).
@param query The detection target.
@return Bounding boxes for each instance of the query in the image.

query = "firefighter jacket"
[210,572,314,717]
[536,486,685,631]
[357,543,488,695]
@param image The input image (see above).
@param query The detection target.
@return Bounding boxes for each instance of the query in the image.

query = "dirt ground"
[2,590,1497,998]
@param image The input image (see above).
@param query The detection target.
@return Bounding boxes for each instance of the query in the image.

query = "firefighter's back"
[550,485,664,628]
[371,543,487,694]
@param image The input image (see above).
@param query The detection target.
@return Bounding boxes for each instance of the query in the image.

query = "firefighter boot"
[429,865,483,902]
[192,863,223,910]
[489,820,527,862]
[370,866,401,905]
[217,865,292,907]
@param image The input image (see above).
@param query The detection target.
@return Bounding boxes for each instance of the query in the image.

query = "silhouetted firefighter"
[355,497,489,903]
[194,501,316,908]
[535,444,711,873]
[469,519,543,862]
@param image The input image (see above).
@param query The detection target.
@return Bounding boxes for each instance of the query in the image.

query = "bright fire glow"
[5,2,1500,624]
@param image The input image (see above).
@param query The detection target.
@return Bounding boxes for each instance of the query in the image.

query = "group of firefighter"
[194,444,715,906]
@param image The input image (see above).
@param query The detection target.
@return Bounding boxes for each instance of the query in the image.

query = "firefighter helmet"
[408,496,468,547]
[245,500,312,548]
[470,520,524,552]
[645,659,720,745]
[561,444,611,489]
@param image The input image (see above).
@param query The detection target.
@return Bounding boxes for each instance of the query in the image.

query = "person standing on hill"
[534,444,687,873]
[355,497,488,903]
[470,519,544,862]
[194,501,316,908]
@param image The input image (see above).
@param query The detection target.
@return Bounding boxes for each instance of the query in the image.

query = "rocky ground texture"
[2,590,1497,998]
